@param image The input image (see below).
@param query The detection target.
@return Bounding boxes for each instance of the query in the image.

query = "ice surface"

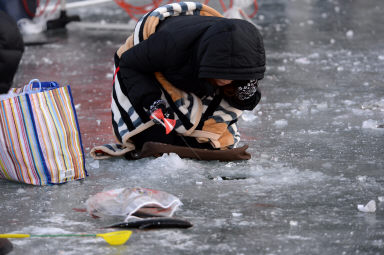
[1,0,384,254]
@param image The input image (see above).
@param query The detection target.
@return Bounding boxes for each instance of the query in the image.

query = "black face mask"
[232,79,259,88]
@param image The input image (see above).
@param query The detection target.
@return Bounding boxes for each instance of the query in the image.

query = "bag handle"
[24,79,42,94]
[23,79,60,94]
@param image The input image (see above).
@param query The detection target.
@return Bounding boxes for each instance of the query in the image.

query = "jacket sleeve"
[118,31,177,110]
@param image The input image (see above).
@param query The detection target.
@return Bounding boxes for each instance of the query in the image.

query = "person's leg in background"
[0,10,24,94]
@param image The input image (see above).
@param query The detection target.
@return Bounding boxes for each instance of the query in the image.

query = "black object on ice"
[106,217,193,230]
[47,11,80,30]
[0,239,13,255]
[125,142,251,161]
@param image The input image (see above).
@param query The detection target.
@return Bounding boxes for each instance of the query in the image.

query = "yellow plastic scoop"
[0,230,132,246]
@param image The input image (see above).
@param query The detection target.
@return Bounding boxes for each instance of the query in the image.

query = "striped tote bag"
[0,80,87,185]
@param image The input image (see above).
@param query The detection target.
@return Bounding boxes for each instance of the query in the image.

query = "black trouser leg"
[130,125,213,150]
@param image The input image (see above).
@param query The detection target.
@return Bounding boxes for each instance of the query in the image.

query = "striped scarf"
[91,2,243,159]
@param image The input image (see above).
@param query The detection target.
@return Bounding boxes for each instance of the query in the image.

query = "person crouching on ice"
[109,2,266,159]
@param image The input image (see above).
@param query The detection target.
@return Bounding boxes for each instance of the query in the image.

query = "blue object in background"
[0,0,36,21]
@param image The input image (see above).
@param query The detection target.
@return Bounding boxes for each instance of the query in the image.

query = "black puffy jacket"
[119,15,265,111]
[0,11,24,94]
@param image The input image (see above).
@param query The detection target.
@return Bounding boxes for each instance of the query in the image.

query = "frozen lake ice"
[1,0,384,254]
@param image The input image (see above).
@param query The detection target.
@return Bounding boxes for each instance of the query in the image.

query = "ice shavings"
[232,212,243,217]
[362,119,383,130]
[361,99,384,111]
[213,176,223,181]
[248,163,329,188]
[16,188,26,194]
[242,110,258,121]
[15,226,72,235]
[157,231,197,250]
[357,200,376,213]
[290,99,311,116]
[295,57,311,65]
[273,119,288,129]
[151,153,187,170]
[40,214,92,227]
[89,160,100,169]
[42,57,53,65]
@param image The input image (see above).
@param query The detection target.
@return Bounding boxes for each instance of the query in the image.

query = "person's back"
[119,14,265,111]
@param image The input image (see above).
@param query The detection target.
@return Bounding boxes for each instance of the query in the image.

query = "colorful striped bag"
[0,80,87,185]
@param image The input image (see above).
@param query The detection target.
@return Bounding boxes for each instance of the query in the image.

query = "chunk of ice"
[357,200,376,213]
[346,30,354,38]
[273,119,288,128]
[16,188,26,194]
[232,212,243,217]
[152,153,187,170]
[295,57,311,65]
[378,197,384,202]
[213,176,223,181]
